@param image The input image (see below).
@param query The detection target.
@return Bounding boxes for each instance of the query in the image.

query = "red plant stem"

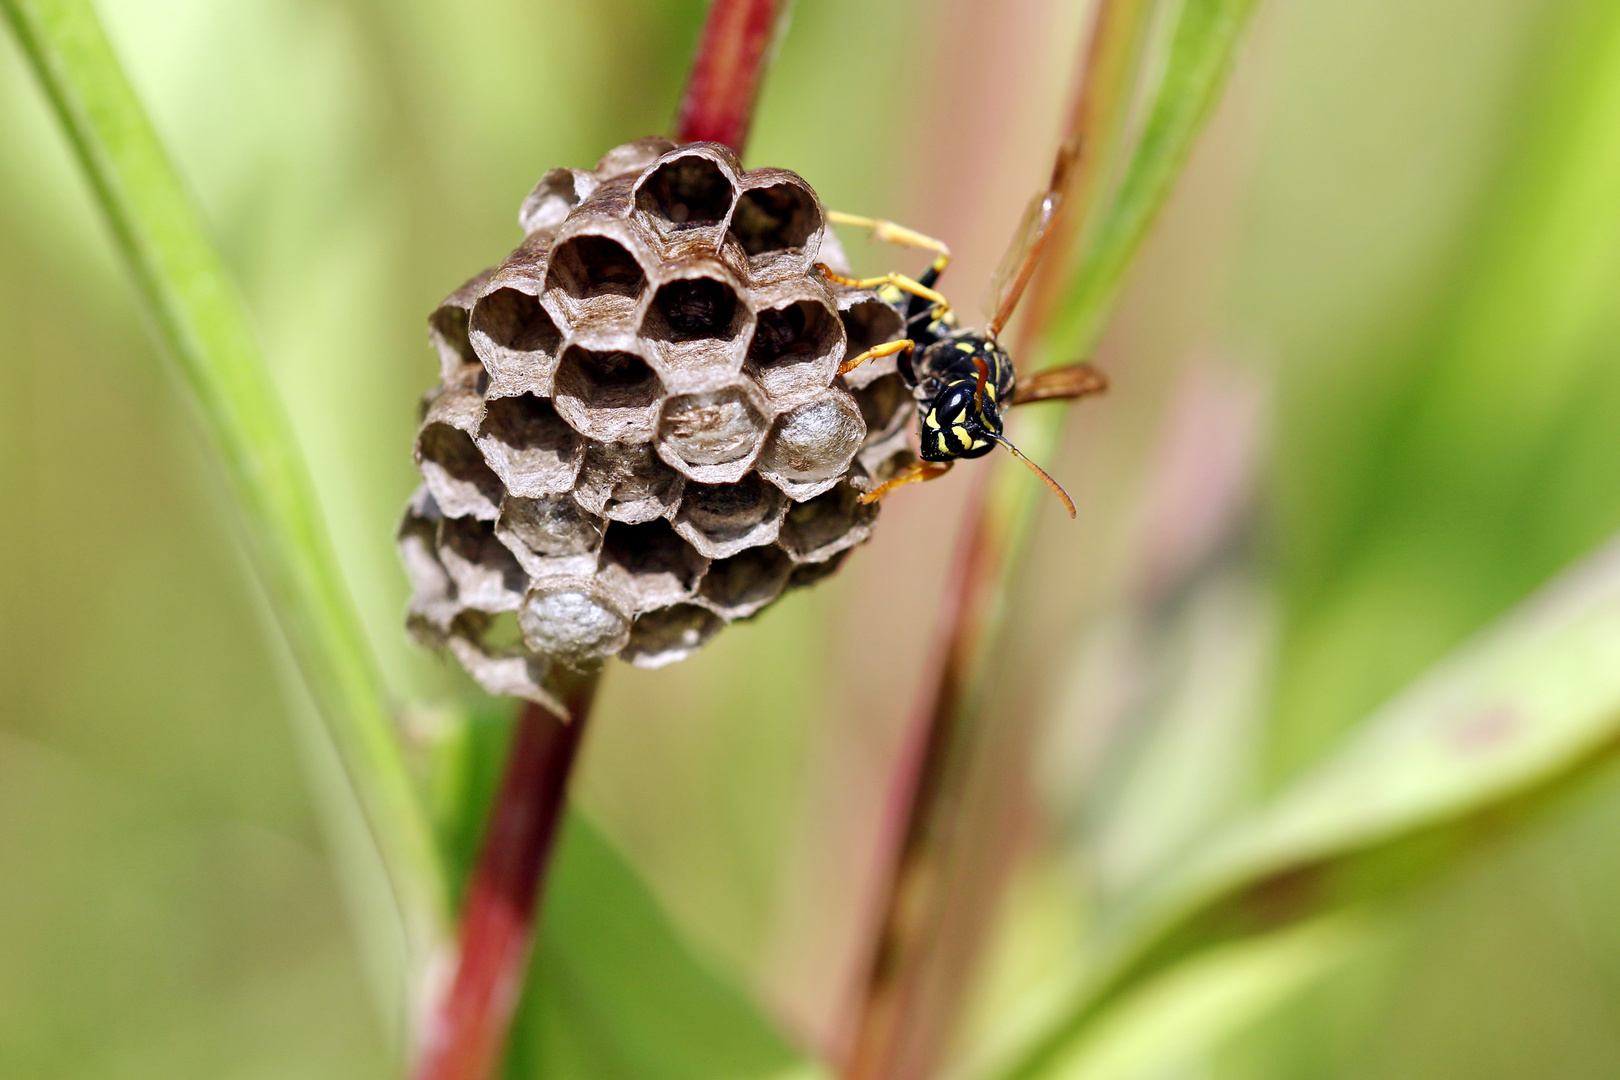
[412,673,598,1080]
[410,9,790,1076]
[842,475,999,1080]
[842,2,1144,1076]
[674,0,788,154]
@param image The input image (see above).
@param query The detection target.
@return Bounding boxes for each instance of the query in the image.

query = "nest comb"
[400,138,917,703]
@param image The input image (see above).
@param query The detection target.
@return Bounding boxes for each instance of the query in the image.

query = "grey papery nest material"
[400,138,917,704]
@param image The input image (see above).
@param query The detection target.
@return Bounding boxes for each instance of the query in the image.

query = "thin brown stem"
[412,671,599,1080]
[674,0,791,154]
[841,2,1150,1077]
[843,473,998,1080]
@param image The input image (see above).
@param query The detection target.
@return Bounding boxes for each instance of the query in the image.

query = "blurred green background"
[3,0,1620,1077]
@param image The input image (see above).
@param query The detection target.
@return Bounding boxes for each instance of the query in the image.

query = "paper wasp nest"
[400,138,915,699]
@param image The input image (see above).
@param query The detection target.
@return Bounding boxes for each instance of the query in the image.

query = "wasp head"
[913,338,1077,517]
[919,378,1002,462]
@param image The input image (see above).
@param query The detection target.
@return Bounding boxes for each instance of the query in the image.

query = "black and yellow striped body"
[911,333,1015,462]
[880,263,1018,463]
[823,210,1089,516]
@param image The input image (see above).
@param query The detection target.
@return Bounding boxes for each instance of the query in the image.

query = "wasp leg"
[826,211,952,282]
[856,460,953,505]
[818,264,953,323]
[838,337,914,378]
[1011,363,1109,406]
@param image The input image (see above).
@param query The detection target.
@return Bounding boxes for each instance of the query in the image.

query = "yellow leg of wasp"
[826,210,952,279]
[818,264,953,323]
[857,460,953,505]
[838,337,914,378]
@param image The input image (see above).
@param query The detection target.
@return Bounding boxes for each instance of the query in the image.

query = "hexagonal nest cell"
[429,272,490,387]
[476,394,582,497]
[520,167,594,234]
[837,295,908,389]
[640,271,750,385]
[417,414,505,521]
[519,582,632,668]
[573,440,685,524]
[597,519,709,613]
[553,346,664,443]
[496,494,603,580]
[732,179,821,258]
[674,474,787,559]
[636,152,735,232]
[644,276,744,345]
[437,515,527,612]
[779,481,877,563]
[757,394,866,499]
[745,298,841,401]
[698,545,793,619]
[656,384,771,484]
[400,139,912,685]
[470,288,562,389]
[623,604,726,668]
[545,234,647,322]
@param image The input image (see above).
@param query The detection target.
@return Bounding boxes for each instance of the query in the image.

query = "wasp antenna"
[992,435,1076,518]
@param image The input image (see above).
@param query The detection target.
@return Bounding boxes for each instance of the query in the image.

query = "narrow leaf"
[505,815,813,1080]
[0,0,446,952]
[1040,0,1262,365]
[1033,917,1366,1080]
[990,533,1620,1079]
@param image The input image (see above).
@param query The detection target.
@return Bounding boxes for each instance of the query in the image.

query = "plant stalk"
[674,0,792,153]
[0,0,450,962]
[842,472,998,1080]
[412,672,599,1080]
[840,2,1155,1077]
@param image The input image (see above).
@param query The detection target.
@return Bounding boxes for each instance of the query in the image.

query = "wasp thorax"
[401,138,916,703]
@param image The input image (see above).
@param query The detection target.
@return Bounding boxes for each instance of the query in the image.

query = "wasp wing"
[983,190,1060,340]
[984,130,1087,339]
[1011,362,1108,406]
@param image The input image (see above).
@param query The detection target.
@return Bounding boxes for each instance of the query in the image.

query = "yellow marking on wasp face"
[952,424,972,446]
[926,408,939,428]
[936,432,950,454]
[971,438,988,450]
[956,342,976,353]
[986,382,997,399]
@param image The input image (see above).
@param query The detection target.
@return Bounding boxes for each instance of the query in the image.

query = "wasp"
[819,143,1108,517]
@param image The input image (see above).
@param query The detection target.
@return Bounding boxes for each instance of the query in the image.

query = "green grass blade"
[1,0,446,951]
[1039,0,1262,367]
[1024,917,1367,1080]
[986,533,1620,1080]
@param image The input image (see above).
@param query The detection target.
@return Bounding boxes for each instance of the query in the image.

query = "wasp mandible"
[819,141,1108,517]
